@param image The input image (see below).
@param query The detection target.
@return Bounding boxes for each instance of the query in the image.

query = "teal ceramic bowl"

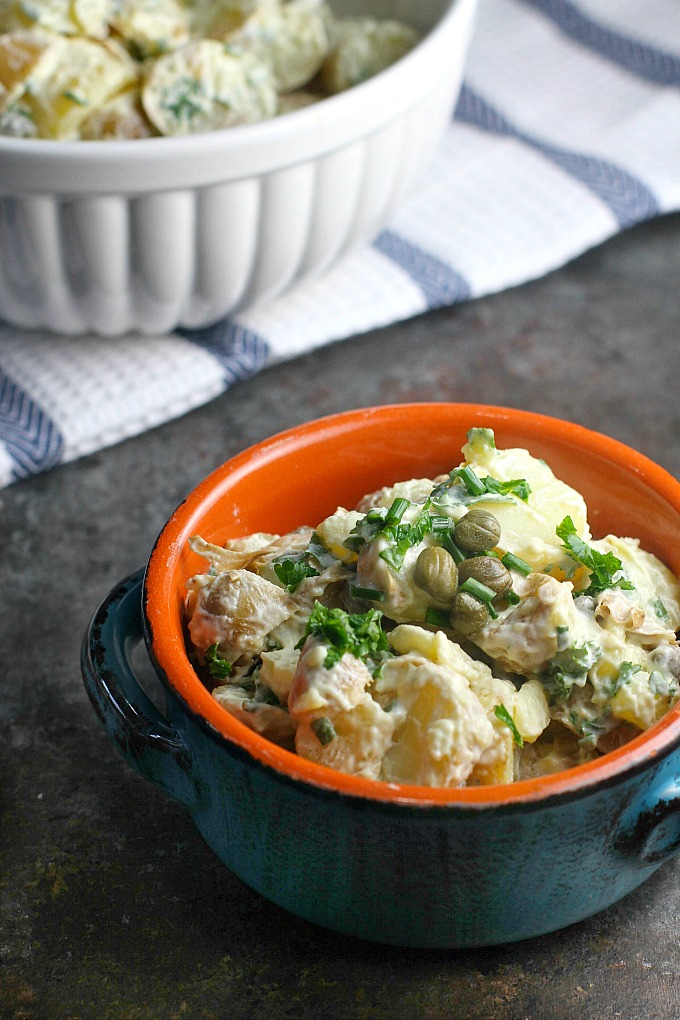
[81,404,680,947]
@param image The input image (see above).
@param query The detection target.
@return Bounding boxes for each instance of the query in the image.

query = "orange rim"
[144,403,680,807]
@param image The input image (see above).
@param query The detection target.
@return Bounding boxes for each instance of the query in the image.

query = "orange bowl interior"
[144,403,680,805]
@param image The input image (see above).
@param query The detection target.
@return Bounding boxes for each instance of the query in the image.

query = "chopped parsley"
[302,602,389,671]
[650,670,678,698]
[273,556,319,592]
[542,638,600,702]
[556,517,634,596]
[569,710,609,749]
[163,76,205,124]
[601,661,641,699]
[653,598,669,620]
[345,498,436,572]
[306,532,337,570]
[494,704,524,747]
[204,643,233,680]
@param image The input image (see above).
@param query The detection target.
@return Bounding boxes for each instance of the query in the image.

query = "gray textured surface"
[2,214,680,1019]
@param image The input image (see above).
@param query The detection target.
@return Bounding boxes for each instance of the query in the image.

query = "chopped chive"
[505,590,521,605]
[455,465,487,497]
[350,585,385,602]
[441,531,465,564]
[385,497,410,524]
[425,607,451,628]
[459,577,497,603]
[494,704,524,746]
[502,552,533,576]
[430,515,451,533]
[311,717,336,746]
[487,602,499,620]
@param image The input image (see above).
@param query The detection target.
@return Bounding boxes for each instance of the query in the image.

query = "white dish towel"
[1,0,679,488]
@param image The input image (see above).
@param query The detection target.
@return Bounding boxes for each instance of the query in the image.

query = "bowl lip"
[143,401,680,809]
[0,0,476,193]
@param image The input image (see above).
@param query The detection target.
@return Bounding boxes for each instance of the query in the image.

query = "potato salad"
[0,0,419,139]
[185,428,680,788]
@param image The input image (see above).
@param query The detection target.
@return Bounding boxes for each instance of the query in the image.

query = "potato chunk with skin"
[610,669,677,731]
[321,16,418,94]
[4,35,138,139]
[3,0,111,39]
[187,568,297,662]
[111,0,190,59]
[376,653,494,787]
[472,573,578,675]
[388,626,519,784]
[288,638,372,719]
[79,87,155,139]
[213,682,298,746]
[289,638,395,779]
[226,1,330,93]
[316,508,363,565]
[259,645,300,704]
[356,533,436,624]
[142,39,276,136]
[295,695,395,780]
[513,678,550,743]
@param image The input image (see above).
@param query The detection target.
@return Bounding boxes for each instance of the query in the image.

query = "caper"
[457,555,512,596]
[453,509,502,553]
[450,591,489,635]
[413,546,458,603]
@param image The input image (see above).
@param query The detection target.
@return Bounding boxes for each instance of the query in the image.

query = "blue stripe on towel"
[177,321,270,384]
[374,231,472,308]
[520,0,680,87]
[0,366,64,480]
[455,85,660,226]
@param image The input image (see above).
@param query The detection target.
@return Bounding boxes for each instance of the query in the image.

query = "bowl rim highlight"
[143,402,680,808]
[0,0,475,194]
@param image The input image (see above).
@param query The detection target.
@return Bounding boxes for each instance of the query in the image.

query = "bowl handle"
[629,779,680,866]
[81,568,197,809]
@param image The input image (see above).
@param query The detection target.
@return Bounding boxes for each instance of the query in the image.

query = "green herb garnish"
[451,466,532,502]
[653,598,669,620]
[459,577,497,603]
[350,586,385,602]
[466,427,496,450]
[204,643,233,680]
[441,530,466,564]
[542,639,600,702]
[556,517,634,596]
[311,717,336,746]
[569,710,609,749]
[302,602,388,670]
[494,704,524,746]
[601,661,641,699]
[273,557,319,592]
[307,532,337,569]
[501,551,533,576]
[424,607,451,628]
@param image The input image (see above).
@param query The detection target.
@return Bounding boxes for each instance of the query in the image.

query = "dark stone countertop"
[2,214,680,1020]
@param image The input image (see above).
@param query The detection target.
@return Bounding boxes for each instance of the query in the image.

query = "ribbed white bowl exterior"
[0,0,476,335]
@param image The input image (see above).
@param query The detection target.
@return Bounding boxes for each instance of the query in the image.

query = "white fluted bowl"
[0,0,476,336]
